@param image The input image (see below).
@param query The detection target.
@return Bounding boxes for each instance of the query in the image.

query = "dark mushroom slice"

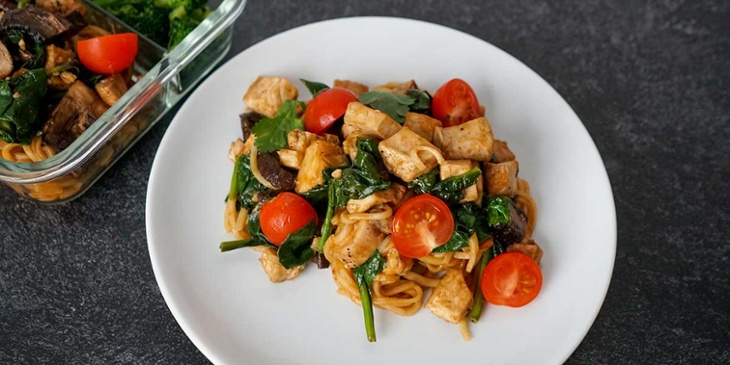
[0,1,16,12]
[256,152,296,191]
[0,40,12,78]
[240,111,264,140]
[42,80,108,152]
[0,6,73,44]
[492,202,528,246]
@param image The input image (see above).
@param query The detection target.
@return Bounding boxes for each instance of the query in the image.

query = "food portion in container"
[219,76,544,342]
[91,0,211,49]
[0,0,139,163]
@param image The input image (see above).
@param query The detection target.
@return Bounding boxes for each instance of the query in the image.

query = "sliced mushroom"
[0,40,12,79]
[0,6,73,44]
[239,111,264,140]
[42,81,108,151]
[256,152,296,190]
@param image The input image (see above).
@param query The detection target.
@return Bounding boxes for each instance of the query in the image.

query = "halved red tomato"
[431,78,481,127]
[259,192,317,246]
[481,252,543,307]
[391,194,454,258]
[303,88,358,134]
[77,33,138,75]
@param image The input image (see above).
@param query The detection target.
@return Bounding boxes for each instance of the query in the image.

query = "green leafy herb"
[252,100,306,153]
[0,69,48,144]
[277,221,317,269]
[300,79,329,97]
[228,154,268,211]
[353,251,386,342]
[218,208,273,252]
[432,203,491,253]
[316,138,390,252]
[430,168,481,204]
[359,91,414,124]
[486,196,513,226]
[407,89,431,114]
[408,168,439,194]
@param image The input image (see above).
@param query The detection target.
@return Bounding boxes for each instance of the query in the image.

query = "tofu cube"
[404,112,442,142]
[372,80,416,94]
[258,247,304,283]
[378,127,440,182]
[507,239,544,264]
[439,160,480,203]
[346,183,407,213]
[485,160,519,197]
[295,140,349,194]
[243,76,299,118]
[492,139,516,163]
[330,220,386,268]
[435,117,494,161]
[344,102,402,140]
[277,149,302,169]
[333,79,369,96]
[425,269,472,323]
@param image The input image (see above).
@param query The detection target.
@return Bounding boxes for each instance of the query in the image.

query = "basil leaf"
[359,91,414,124]
[252,100,305,153]
[277,221,316,269]
[300,79,329,96]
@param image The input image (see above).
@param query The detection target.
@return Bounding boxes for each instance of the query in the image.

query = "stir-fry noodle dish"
[220,76,544,342]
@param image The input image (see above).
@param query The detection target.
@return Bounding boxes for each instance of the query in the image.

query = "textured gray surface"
[1,0,728,364]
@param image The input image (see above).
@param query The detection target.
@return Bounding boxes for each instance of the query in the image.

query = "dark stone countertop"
[1,0,728,364]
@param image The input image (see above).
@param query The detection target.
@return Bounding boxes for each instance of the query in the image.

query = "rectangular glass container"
[0,0,246,203]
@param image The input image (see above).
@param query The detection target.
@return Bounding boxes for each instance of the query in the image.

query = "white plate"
[146,17,616,365]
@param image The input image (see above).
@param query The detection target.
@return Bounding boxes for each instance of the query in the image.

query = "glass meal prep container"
[0,0,246,203]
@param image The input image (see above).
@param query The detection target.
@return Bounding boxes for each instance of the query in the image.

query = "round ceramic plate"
[146,17,616,365]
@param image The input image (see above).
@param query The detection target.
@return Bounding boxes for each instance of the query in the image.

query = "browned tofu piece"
[0,42,12,79]
[493,139,516,162]
[295,140,348,194]
[346,183,406,213]
[258,247,304,283]
[485,160,519,197]
[36,0,85,16]
[435,117,494,161]
[277,149,302,169]
[334,79,369,96]
[404,112,442,143]
[378,127,439,183]
[330,220,385,268]
[372,80,416,94]
[243,76,299,118]
[287,129,338,151]
[344,102,402,140]
[425,269,472,323]
[95,73,128,106]
[44,45,74,71]
[439,160,481,203]
[507,239,544,263]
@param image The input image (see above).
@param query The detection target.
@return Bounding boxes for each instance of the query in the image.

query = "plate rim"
[146,15,617,365]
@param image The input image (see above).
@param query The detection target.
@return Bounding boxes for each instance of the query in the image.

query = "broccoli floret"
[168,6,210,49]
[94,0,210,50]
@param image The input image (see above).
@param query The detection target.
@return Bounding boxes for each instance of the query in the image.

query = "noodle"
[408,144,446,171]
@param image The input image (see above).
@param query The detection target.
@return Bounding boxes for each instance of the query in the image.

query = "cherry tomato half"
[303,88,358,134]
[392,194,455,258]
[481,252,543,307]
[431,78,481,127]
[77,33,138,75]
[259,192,318,246]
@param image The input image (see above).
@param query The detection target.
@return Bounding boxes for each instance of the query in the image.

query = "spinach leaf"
[219,238,267,252]
[359,91,414,124]
[229,154,268,211]
[353,250,386,342]
[408,168,438,194]
[433,203,492,253]
[407,89,431,114]
[486,196,513,226]
[0,69,48,144]
[300,79,329,97]
[353,250,386,288]
[277,220,317,269]
[252,100,305,153]
[430,168,481,204]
